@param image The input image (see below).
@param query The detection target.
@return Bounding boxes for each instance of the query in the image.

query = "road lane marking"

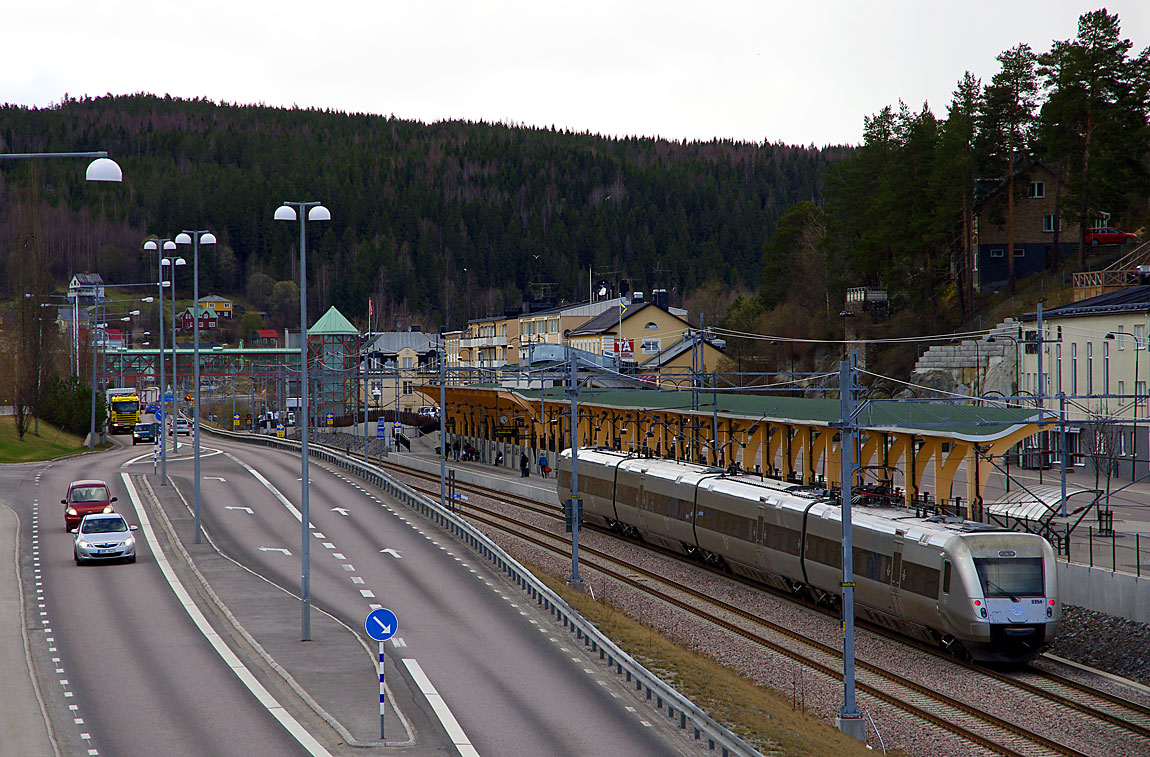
[401,659,478,757]
[225,506,254,514]
[119,473,332,757]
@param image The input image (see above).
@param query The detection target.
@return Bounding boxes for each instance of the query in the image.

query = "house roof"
[255,328,279,338]
[310,306,358,335]
[1020,286,1150,321]
[182,305,219,318]
[199,295,232,304]
[567,302,655,336]
[364,332,437,354]
[70,273,105,286]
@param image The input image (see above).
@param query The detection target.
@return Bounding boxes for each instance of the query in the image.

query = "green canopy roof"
[309,306,358,335]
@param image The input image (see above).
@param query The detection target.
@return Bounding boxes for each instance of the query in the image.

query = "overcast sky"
[5,2,1148,147]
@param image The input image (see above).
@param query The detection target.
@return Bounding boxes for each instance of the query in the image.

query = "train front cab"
[942,532,1059,663]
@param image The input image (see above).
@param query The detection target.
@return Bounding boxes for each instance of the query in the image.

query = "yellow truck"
[106,388,142,434]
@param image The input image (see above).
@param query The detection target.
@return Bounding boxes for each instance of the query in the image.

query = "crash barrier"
[203,425,759,757]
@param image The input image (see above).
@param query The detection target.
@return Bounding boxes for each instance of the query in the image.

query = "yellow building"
[199,295,234,319]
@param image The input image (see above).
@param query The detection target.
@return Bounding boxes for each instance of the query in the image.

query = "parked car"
[417,405,440,419]
[132,422,155,445]
[62,480,117,531]
[170,418,191,436]
[73,513,137,565]
[1085,227,1139,246]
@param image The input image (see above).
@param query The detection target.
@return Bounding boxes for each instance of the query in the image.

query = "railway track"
[349,453,1147,755]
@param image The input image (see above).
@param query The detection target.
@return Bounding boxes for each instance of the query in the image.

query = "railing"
[1072,239,1150,299]
[203,423,759,757]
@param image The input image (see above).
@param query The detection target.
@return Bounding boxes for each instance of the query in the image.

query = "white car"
[170,418,191,435]
[73,513,137,565]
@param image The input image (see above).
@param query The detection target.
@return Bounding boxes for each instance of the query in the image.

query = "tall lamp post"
[175,230,216,545]
[0,150,124,449]
[162,255,187,451]
[144,237,176,484]
[275,200,330,641]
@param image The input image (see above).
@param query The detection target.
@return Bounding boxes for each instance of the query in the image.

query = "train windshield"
[973,557,1044,598]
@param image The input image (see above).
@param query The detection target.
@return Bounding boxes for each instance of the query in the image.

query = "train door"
[890,536,905,617]
[755,508,769,571]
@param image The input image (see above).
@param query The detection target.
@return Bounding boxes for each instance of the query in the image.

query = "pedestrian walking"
[538,451,549,478]
[519,452,530,477]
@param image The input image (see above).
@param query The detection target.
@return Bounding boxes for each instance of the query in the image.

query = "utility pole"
[566,349,584,591]
[836,351,865,741]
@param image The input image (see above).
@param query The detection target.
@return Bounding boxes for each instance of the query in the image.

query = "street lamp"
[275,200,330,641]
[162,256,187,452]
[0,150,124,448]
[176,230,216,545]
[145,237,177,484]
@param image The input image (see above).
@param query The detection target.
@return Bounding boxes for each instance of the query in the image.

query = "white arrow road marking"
[259,547,292,556]
[205,476,227,481]
[379,548,402,559]
[331,507,349,516]
[225,506,254,514]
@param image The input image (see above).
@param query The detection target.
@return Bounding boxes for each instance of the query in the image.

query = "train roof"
[563,448,1027,545]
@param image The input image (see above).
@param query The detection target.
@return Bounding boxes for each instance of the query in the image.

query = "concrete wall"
[1057,561,1150,624]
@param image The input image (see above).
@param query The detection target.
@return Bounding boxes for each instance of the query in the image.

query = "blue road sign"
[376,417,387,439]
[155,408,164,421]
[163,393,173,404]
[365,608,398,642]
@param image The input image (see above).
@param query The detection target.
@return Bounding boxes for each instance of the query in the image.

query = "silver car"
[73,513,138,565]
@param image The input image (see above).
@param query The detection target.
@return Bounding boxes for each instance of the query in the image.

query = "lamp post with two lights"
[175,230,217,545]
[144,237,176,483]
[274,200,331,641]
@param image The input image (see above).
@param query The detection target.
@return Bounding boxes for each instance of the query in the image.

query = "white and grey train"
[557,448,1059,663]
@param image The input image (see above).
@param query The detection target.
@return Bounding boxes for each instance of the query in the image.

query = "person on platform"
[519,452,530,477]
[538,451,549,478]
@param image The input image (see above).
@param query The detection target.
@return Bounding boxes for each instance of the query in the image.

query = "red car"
[1085,227,1139,246]
[62,479,117,531]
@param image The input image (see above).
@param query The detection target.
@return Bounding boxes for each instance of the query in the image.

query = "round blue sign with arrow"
[365,608,398,642]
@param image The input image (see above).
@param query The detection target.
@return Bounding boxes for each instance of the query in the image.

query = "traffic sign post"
[233,413,240,428]
[365,609,398,739]
[326,412,334,427]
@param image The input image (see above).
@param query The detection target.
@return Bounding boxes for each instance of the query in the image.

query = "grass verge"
[0,416,90,462]
[532,567,899,757]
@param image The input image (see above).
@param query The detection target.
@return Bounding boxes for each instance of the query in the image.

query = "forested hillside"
[0,94,846,330]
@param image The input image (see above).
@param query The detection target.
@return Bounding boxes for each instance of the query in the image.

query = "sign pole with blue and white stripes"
[365,608,398,740]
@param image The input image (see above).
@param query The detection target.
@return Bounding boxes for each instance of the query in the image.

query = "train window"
[902,562,940,599]
[805,534,842,569]
[942,560,952,594]
[766,525,801,556]
[852,547,890,582]
[973,557,1044,597]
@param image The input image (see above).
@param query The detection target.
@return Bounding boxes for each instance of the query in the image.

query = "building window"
[1116,326,1126,350]
[990,248,1005,258]
[1104,342,1110,395]
[402,381,413,395]
[549,320,559,333]
[1056,344,1062,394]
[1137,324,1146,350]
[1139,381,1147,410]
[1043,214,1063,232]
[1119,381,1125,399]
[645,322,659,330]
[1071,343,1078,395]
[1087,342,1093,395]
[1014,248,1026,257]
[402,357,413,369]
[1028,181,1045,198]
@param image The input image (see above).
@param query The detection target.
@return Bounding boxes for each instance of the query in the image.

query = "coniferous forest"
[0,8,1146,355]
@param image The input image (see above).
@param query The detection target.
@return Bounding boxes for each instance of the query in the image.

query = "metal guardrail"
[203,424,759,756]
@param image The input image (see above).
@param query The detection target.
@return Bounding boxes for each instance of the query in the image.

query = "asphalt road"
[179,433,694,756]
[10,441,309,757]
[5,428,697,756]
